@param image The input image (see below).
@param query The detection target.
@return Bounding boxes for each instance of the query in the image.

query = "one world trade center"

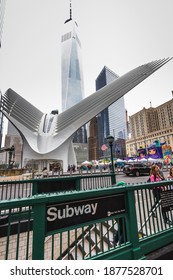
[61,0,87,143]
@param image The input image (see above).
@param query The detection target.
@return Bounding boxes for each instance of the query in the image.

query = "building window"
[61,32,72,42]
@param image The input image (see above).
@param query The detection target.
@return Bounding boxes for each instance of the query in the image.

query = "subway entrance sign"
[46,193,125,234]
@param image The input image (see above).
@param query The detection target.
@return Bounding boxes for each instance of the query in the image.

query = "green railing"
[0,173,116,200]
[0,179,173,260]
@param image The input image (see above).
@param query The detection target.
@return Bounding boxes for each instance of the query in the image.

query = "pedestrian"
[111,181,127,247]
[150,164,165,182]
[67,164,70,172]
[167,166,173,190]
[149,164,168,222]
[149,164,164,203]
[167,166,173,180]
[155,162,165,179]
[42,167,48,178]
[72,164,76,172]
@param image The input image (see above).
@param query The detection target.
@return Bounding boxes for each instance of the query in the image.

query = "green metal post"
[32,203,46,260]
[32,180,38,195]
[76,177,81,191]
[126,189,145,259]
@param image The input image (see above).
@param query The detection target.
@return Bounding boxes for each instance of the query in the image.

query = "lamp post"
[107,135,116,184]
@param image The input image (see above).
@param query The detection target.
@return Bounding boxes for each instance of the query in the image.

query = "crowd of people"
[67,164,76,172]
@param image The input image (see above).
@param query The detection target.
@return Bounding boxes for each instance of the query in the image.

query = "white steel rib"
[0,58,172,155]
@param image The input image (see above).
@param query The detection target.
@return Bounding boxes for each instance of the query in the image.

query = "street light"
[107,135,116,184]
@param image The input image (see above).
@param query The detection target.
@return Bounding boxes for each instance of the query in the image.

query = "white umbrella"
[148,157,157,162]
[128,159,134,162]
[139,158,147,162]
[81,160,92,166]
[116,158,124,162]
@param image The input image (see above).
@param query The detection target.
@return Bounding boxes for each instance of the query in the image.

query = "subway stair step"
[85,235,100,254]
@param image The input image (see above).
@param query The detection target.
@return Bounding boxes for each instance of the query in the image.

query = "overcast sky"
[0,0,173,118]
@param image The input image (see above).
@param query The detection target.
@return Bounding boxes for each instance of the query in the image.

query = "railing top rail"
[0,172,113,185]
[0,185,125,210]
[125,179,173,191]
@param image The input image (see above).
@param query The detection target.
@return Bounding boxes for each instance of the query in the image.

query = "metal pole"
[107,135,116,185]
[110,143,116,184]
[32,203,46,260]
[110,143,114,173]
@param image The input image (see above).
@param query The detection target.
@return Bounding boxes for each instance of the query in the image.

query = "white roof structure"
[0,58,172,169]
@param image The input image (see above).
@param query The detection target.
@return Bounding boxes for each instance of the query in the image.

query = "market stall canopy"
[81,160,92,166]
[139,158,147,162]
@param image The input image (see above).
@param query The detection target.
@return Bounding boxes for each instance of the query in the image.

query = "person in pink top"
[149,164,170,224]
[150,164,164,183]
[167,166,173,190]
[167,166,173,180]
[149,164,164,216]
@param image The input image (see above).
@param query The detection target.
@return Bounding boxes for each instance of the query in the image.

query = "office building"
[0,0,6,150]
[88,117,99,160]
[89,66,127,160]
[61,1,87,146]
[0,0,6,144]
[0,92,3,148]
[126,93,173,156]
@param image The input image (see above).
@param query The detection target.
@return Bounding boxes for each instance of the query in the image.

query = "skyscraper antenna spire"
[64,0,73,23]
[70,0,72,20]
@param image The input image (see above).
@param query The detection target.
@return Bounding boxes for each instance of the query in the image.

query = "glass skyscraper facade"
[0,0,6,147]
[95,69,110,158]
[0,92,3,148]
[95,66,127,158]
[61,14,84,111]
[61,3,87,144]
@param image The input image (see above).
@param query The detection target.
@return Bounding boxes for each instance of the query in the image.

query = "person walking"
[167,166,173,190]
[149,164,169,224]
[167,166,173,180]
[150,164,164,182]
[149,164,164,215]
[42,167,48,178]
[111,181,127,247]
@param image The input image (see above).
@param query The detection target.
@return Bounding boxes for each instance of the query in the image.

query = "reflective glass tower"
[61,1,84,112]
[95,66,127,158]
[0,0,6,148]
[0,92,3,148]
[61,1,87,144]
